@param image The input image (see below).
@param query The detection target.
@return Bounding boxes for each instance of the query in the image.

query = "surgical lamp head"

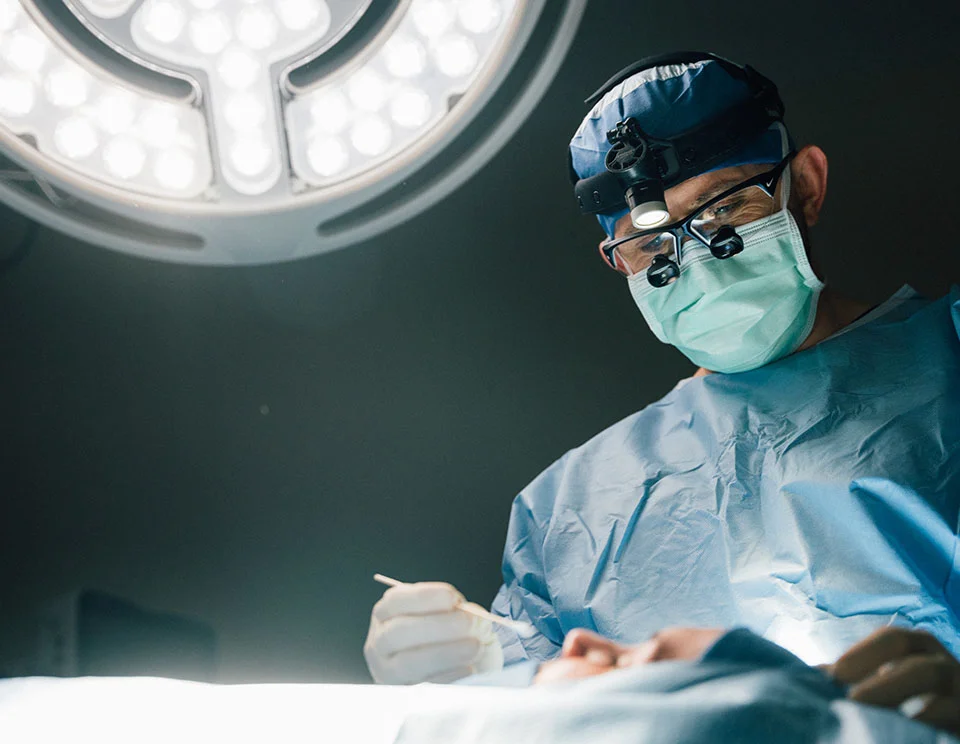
[569,51,791,239]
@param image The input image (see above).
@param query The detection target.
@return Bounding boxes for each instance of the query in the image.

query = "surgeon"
[364,52,960,690]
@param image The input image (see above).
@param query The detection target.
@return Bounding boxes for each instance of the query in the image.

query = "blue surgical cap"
[570,59,792,237]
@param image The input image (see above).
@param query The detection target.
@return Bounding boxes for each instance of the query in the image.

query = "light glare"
[224,93,267,132]
[189,12,231,54]
[0,76,35,116]
[307,137,348,177]
[277,0,329,32]
[390,88,431,128]
[143,0,187,43]
[310,90,351,134]
[103,137,147,179]
[347,69,387,112]
[458,0,502,34]
[139,104,180,148]
[217,48,261,89]
[54,117,99,160]
[46,64,90,108]
[0,0,21,32]
[351,116,391,156]
[154,149,196,190]
[434,35,479,77]
[96,92,138,135]
[229,136,271,176]
[6,30,47,73]
[411,0,454,38]
[236,6,279,50]
[382,36,426,78]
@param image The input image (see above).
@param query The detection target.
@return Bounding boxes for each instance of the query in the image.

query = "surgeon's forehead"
[612,163,770,238]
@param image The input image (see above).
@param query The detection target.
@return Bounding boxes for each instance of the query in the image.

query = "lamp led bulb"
[631,203,670,229]
[103,137,147,179]
[277,0,329,33]
[382,36,427,78]
[6,30,47,73]
[307,136,348,177]
[0,76,35,116]
[188,12,231,55]
[351,116,391,156]
[154,149,196,190]
[46,64,91,108]
[142,0,186,43]
[54,117,99,160]
[236,6,279,50]
[458,0,502,34]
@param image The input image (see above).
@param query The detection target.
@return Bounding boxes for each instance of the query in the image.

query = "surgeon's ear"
[789,145,829,228]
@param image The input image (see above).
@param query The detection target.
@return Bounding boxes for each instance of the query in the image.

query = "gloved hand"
[364,581,504,684]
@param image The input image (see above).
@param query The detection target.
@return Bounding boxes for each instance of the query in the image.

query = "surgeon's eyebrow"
[686,177,744,211]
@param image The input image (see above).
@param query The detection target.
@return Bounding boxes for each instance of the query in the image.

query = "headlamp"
[571,51,785,233]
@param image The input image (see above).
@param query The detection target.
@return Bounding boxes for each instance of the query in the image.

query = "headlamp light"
[571,51,786,234]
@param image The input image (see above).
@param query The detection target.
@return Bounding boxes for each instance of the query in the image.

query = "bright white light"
[277,0,330,33]
[229,136,271,176]
[347,69,387,112]
[458,0,502,34]
[5,30,47,73]
[411,0,454,38]
[188,0,220,8]
[154,149,196,190]
[434,35,478,77]
[103,137,147,179]
[139,104,180,148]
[309,89,351,134]
[382,36,426,78]
[307,136,348,177]
[0,0,22,32]
[217,48,261,90]
[390,87,431,128]
[350,116,391,157]
[224,92,267,132]
[189,12,231,54]
[54,117,99,160]
[236,6,279,50]
[46,64,90,108]
[0,76,35,116]
[96,92,138,135]
[142,0,186,43]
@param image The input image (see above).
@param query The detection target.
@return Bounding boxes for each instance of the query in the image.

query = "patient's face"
[534,627,724,685]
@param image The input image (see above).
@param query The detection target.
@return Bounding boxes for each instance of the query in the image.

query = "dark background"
[2,0,960,683]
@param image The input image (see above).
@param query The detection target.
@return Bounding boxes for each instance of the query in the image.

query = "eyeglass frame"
[598,150,798,277]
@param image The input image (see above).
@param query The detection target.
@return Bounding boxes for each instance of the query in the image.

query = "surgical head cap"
[570,59,792,237]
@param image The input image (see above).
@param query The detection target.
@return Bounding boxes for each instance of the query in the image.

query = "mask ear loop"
[776,121,792,209]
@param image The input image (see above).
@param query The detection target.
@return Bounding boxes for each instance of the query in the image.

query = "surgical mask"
[628,207,824,374]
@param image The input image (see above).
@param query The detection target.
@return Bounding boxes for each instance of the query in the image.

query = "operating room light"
[0,0,586,264]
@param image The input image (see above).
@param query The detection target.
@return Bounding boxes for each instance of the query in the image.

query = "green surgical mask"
[628,207,824,374]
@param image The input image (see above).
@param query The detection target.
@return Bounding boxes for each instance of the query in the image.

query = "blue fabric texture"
[491,286,960,668]
[570,59,789,237]
[398,628,957,744]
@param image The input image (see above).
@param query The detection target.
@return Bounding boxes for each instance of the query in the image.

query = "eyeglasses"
[598,152,797,285]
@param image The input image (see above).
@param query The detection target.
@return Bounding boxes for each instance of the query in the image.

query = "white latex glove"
[364,581,504,684]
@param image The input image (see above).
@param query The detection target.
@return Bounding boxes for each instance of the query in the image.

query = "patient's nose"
[561,629,624,667]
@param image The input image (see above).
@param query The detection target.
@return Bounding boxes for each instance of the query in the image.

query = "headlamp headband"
[571,51,786,223]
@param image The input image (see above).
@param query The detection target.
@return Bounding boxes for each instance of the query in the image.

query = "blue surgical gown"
[491,286,960,665]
